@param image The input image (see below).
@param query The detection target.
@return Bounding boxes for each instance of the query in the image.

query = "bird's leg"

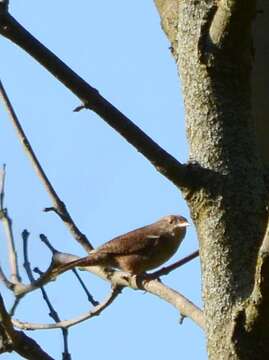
[131,272,162,289]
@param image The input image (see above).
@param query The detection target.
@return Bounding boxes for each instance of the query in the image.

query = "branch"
[0,165,21,283]
[0,266,14,290]
[0,80,92,253]
[11,250,204,329]
[22,229,34,282]
[39,233,98,306]
[33,268,71,359]
[0,292,54,360]
[260,219,269,254]
[0,12,194,190]
[71,268,99,306]
[142,279,205,329]
[13,286,122,330]
[149,249,199,278]
[199,0,256,62]
[23,233,71,359]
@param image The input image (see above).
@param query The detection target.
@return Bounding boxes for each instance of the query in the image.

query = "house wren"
[60,215,189,275]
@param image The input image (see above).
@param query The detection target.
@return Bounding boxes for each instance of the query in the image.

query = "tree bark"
[155,0,269,358]
[252,0,269,168]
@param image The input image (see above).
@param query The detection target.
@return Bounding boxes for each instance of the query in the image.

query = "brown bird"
[60,215,189,275]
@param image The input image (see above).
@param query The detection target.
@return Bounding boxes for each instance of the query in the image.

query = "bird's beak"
[178,220,190,228]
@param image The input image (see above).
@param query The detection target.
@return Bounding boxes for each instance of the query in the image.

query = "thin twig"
[39,234,58,254]
[23,231,71,359]
[0,80,92,253]
[13,286,122,330]
[33,268,71,359]
[149,250,199,278]
[72,268,99,306]
[22,229,34,283]
[0,163,5,209]
[0,165,21,283]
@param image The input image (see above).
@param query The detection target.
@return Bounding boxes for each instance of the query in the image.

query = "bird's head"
[159,215,189,235]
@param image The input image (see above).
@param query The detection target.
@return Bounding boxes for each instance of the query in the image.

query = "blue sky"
[0,2,206,359]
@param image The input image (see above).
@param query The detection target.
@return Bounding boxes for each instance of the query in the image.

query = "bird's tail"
[58,252,108,275]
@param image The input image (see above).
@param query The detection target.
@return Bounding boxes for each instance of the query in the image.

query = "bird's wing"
[96,225,162,255]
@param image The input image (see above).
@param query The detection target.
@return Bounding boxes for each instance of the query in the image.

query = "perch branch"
[11,250,204,329]
[142,279,205,329]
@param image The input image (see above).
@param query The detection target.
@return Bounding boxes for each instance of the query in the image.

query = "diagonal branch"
[0,292,54,360]
[0,12,194,190]
[142,279,205,329]
[0,80,92,253]
[149,249,199,278]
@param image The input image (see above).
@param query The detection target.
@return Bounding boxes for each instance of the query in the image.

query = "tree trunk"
[155,1,269,358]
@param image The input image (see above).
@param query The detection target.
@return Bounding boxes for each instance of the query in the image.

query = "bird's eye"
[168,216,175,224]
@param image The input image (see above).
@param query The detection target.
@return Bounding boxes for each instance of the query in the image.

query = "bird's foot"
[133,272,162,288]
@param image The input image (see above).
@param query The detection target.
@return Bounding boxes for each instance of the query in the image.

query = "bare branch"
[141,279,205,329]
[208,0,255,55]
[149,249,199,278]
[72,268,99,306]
[11,250,204,329]
[0,165,20,283]
[23,232,71,359]
[0,266,14,290]
[33,268,71,359]
[39,234,57,254]
[33,268,62,322]
[0,292,54,360]
[0,13,197,190]
[22,229,34,283]
[13,286,122,330]
[0,163,6,209]
[260,219,269,254]
[9,297,20,317]
[0,80,92,253]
